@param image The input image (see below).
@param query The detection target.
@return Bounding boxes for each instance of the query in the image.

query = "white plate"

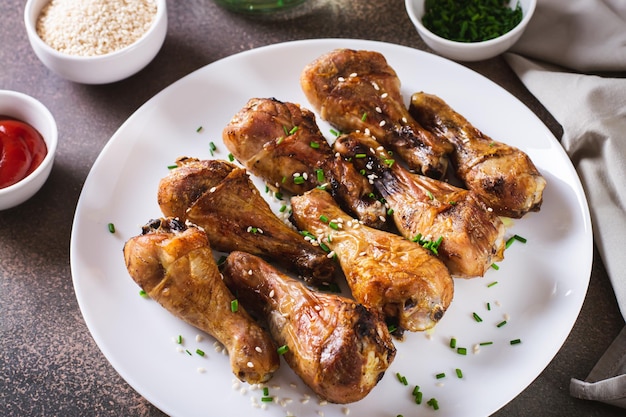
[70,39,592,417]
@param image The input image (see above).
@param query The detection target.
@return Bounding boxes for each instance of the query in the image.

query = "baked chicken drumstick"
[290,188,454,333]
[300,48,453,179]
[158,158,336,286]
[123,217,280,384]
[409,92,546,218]
[221,251,396,404]
[223,97,386,228]
[334,132,506,278]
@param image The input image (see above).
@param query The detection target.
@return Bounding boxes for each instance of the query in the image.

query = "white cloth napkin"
[504,0,626,409]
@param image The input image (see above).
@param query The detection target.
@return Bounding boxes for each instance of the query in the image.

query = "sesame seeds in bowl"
[24,0,168,84]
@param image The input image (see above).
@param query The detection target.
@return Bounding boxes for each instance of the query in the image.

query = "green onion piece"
[310,141,320,149]
[275,192,283,200]
[167,164,178,170]
[277,345,289,355]
[450,337,457,348]
[384,158,395,167]
[293,176,305,185]
[209,141,217,152]
[263,387,269,396]
[276,136,285,145]
[436,372,446,379]
[361,112,367,121]
[316,169,325,183]
[279,205,287,213]
[396,372,408,385]
[426,190,434,200]
[107,223,115,233]
[196,348,205,356]
[139,290,148,298]
[491,263,500,270]
[427,397,439,410]
[514,234,527,243]
[456,368,463,378]
[289,126,299,135]
[228,153,234,162]
[497,320,508,328]
[176,335,183,344]
[319,215,329,223]
[196,126,203,133]
[230,299,239,313]
[457,347,467,355]
[487,302,491,311]
[412,385,420,396]
[510,338,522,345]
[387,208,394,216]
[319,241,330,252]
[355,153,367,159]
[487,281,498,288]
[261,396,274,402]
[415,391,423,404]
[473,312,483,322]
[282,125,289,136]
[329,221,339,230]
[330,128,340,137]
[387,323,397,333]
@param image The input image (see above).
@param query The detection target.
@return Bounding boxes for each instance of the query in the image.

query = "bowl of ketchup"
[0,90,57,210]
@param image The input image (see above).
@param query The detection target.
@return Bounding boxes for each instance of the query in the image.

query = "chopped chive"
[329,221,339,230]
[513,234,527,243]
[436,372,446,379]
[455,368,463,378]
[176,335,183,344]
[487,281,498,288]
[167,164,178,170]
[412,385,420,396]
[491,263,500,270]
[196,126,203,133]
[293,176,305,185]
[230,299,239,313]
[355,153,367,158]
[361,112,367,121]
[473,312,483,322]
[319,241,330,252]
[396,372,408,385]
[139,289,148,298]
[196,348,205,356]
[310,141,320,149]
[497,320,508,328]
[479,341,493,346]
[316,169,325,183]
[277,345,289,355]
[330,128,340,137]
[228,153,234,162]
[185,349,192,356]
[107,222,116,233]
[387,323,397,333]
[384,158,395,167]
[487,302,491,311]
[261,396,274,402]
[450,337,457,348]
[279,205,287,213]
[426,190,434,200]
[319,214,329,223]
[209,141,217,152]
[387,208,394,216]
[427,397,439,410]
[275,192,283,200]
[289,126,299,135]
[510,338,522,345]
[276,136,285,145]
[457,347,467,355]
[414,391,423,404]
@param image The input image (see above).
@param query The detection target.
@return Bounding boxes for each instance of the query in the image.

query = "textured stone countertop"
[1,1,624,416]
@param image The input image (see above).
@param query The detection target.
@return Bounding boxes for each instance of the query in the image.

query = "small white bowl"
[405,0,536,62]
[24,0,167,84]
[0,90,58,210]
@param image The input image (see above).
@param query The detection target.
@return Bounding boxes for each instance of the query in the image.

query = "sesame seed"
[269,289,275,298]
[195,334,204,342]
[372,81,380,90]
[248,269,253,275]
[375,106,382,113]
[255,346,263,353]
[379,120,386,127]
[359,251,367,256]
[338,76,345,82]
[197,367,206,373]
[247,361,254,368]
[327,251,336,258]
[380,92,389,99]
[349,72,358,78]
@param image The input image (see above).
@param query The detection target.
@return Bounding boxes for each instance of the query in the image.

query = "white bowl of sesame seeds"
[24,0,167,84]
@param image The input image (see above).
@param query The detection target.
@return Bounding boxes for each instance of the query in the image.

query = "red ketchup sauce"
[0,117,48,189]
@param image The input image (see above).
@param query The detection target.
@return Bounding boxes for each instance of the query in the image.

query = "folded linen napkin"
[505,0,626,408]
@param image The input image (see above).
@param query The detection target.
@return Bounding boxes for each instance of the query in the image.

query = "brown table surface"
[2,1,624,416]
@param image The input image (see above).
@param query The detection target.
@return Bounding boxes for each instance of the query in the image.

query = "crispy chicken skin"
[158,158,336,286]
[334,132,506,278]
[223,97,387,228]
[290,188,453,332]
[409,92,546,218]
[300,49,453,179]
[122,218,279,384]
[221,251,396,404]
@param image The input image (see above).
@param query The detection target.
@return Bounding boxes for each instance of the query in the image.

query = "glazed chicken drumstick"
[157,158,336,286]
[223,97,386,228]
[409,92,546,218]
[123,218,280,384]
[221,251,396,404]
[300,48,453,179]
[290,188,454,333]
[334,132,506,278]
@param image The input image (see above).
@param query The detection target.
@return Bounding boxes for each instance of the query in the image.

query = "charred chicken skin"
[409,92,546,218]
[290,188,453,333]
[300,48,453,179]
[223,97,386,228]
[334,132,506,278]
[157,158,336,286]
[221,251,396,404]
[123,217,280,384]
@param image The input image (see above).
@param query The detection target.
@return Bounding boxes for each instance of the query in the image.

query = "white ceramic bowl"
[405,0,536,62]
[24,0,167,84]
[0,90,58,210]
